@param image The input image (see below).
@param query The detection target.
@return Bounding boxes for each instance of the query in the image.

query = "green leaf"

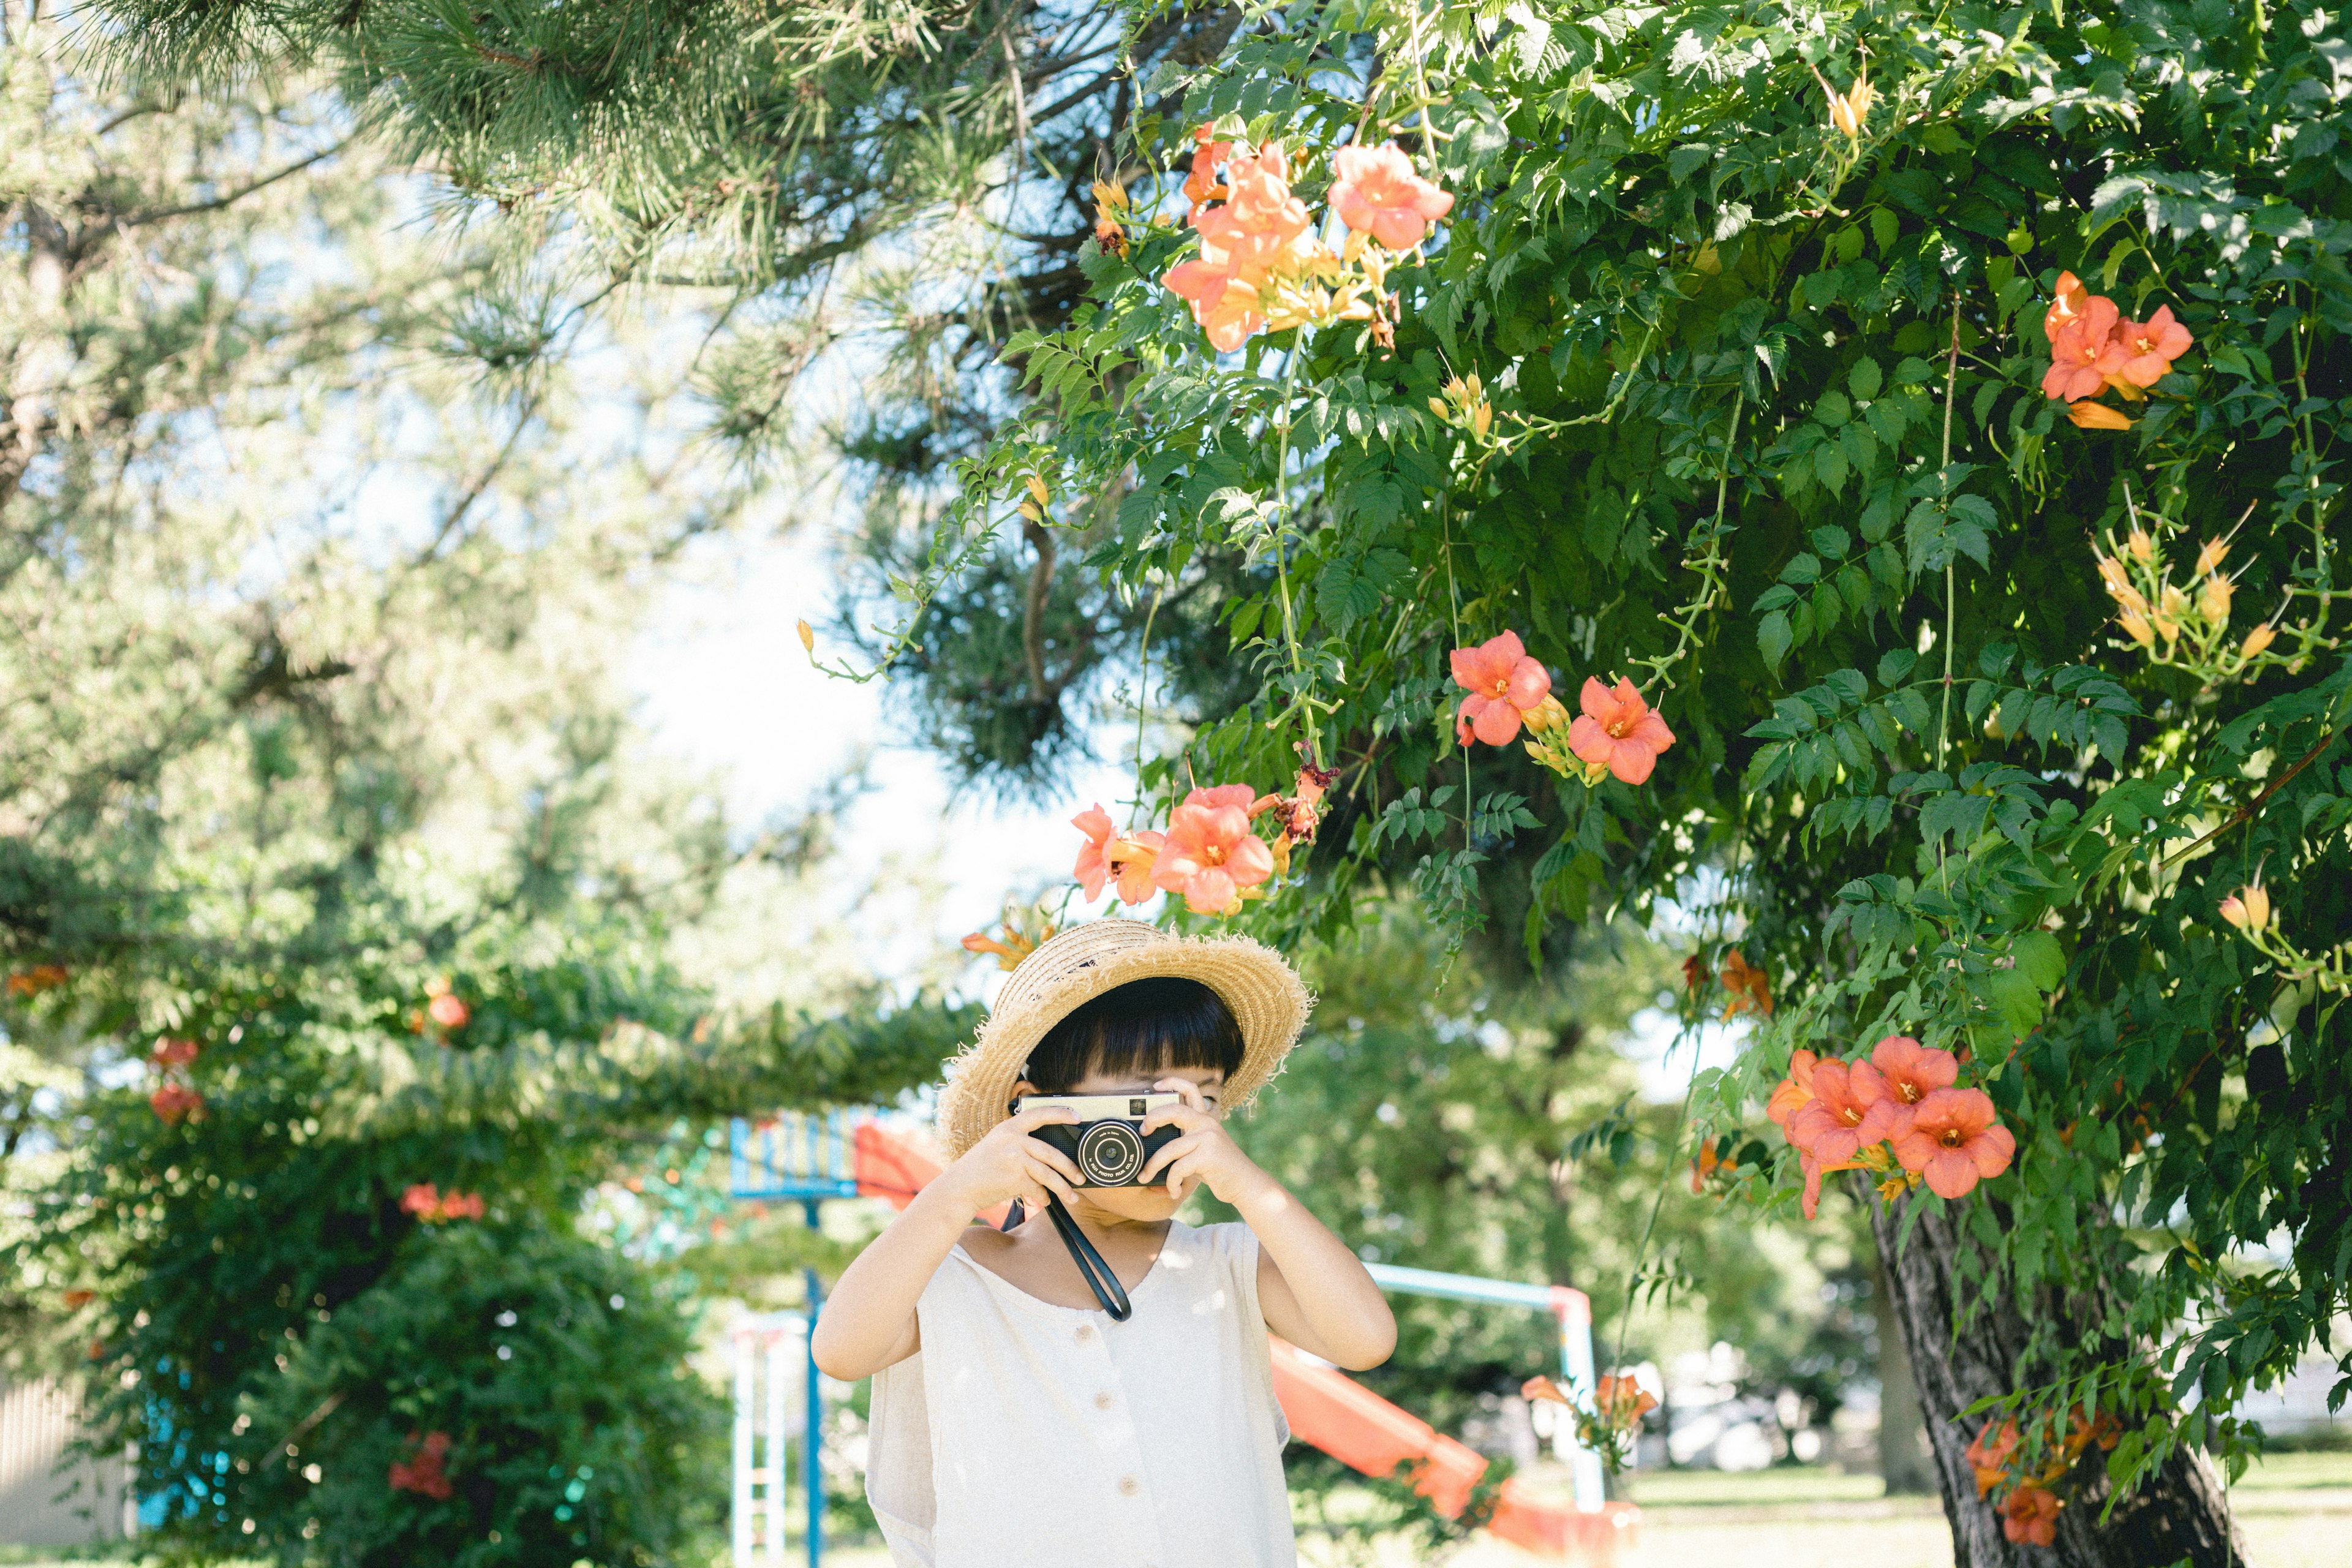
[1758,611,1793,671]
[1815,442,1850,495]
[2010,930,2065,992]
[1849,358,1883,401]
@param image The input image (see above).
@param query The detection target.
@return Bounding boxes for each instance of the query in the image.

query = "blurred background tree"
[1,6,973,1558]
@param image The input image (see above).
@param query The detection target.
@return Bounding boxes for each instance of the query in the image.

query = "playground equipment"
[726,1113,1639,1566]
[725,1114,861,1568]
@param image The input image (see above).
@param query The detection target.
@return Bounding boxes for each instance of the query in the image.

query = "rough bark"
[1872,1239,1937,1494]
[1870,1191,2247,1567]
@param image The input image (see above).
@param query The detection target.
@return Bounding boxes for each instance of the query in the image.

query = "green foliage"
[232,1226,720,1568]
[892,0,2352,1514]
[1205,915,1859,1431]
[17,934,965,1563]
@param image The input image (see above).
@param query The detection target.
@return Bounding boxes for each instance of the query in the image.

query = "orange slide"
[851,1123,1640,1564]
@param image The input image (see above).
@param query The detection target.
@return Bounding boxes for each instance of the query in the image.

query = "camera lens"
[1077,1121,1145,1185]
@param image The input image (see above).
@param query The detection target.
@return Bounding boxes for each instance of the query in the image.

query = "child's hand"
[943,1104,1086,1217]
[1139,1078,1272,1204]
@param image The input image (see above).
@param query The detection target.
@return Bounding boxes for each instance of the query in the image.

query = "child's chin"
[1085,1188,1184,1221]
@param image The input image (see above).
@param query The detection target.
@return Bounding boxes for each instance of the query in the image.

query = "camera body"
[1013,1092,1184,1186]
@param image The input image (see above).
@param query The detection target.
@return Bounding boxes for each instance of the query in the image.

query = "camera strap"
[1041,1192,1133,1322]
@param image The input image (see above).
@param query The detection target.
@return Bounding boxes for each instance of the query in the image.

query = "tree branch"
[119,142,345,229]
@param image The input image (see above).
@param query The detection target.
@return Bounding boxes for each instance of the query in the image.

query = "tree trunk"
[1871,1240,1937,1494]
[1869,1191,2247,1567]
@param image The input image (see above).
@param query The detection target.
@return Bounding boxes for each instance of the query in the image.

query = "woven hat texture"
[936,918,1313,1158]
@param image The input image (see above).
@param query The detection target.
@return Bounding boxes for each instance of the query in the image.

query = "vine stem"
[1934,299,1962,775]
[1442,496,1472,841]
[1129,579,1165,829]
[1607,1007,1706,1399]
[1268,336,1322,767]
[1626,390,1740,692]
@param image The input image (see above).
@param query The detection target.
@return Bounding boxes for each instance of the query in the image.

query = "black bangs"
[1023,976,1244,1092]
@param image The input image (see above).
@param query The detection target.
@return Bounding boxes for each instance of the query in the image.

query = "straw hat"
[936,918,1314,1159]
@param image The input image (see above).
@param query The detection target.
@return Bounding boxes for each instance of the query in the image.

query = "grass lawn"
[9,1451,2345,1566]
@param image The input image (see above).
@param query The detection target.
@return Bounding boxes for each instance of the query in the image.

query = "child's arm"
[1142,1080,1397,1371]
[810,1105,1083,1382]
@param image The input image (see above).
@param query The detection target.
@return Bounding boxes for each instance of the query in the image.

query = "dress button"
[1118,1475,1140,1496]
[1095,1391,1115,1410]
[1074,1324,1093,1343]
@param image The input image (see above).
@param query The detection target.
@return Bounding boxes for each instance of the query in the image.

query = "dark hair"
[1022,977,1244,1093]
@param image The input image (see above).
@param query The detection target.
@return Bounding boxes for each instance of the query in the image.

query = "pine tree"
[2,15,970,1553]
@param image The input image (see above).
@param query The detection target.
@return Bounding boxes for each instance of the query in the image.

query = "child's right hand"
[941,1104,1086,1217]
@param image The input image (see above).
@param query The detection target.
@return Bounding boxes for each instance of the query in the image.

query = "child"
[814,919,1395,1567]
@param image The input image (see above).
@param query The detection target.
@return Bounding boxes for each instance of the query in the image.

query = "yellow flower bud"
[2158,584,2190,631]
[2222,884,2274,933]
[2095,555,2132,594]
[1430,396,1450,420]
[1472,402,1493,440]
[2127,528,2155,563]
[1018,499,1042,523]
[2198,575,2234,622]
[2241,622,2278,658]
[2113,584,2150,619]
[2117,611,2155,647]
[2193,538,2230,577]
[796,619,816,654]
[1026,474,1050,507]
[1523,694,1572,736]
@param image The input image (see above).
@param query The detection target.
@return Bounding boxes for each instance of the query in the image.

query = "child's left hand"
[1138,1078,1272,1204]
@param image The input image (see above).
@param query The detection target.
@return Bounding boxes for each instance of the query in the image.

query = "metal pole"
[1551,1287,1606,1512]
[731,1329,753,1566]
[803,1200,825,1568]
[764,1330,788,1558]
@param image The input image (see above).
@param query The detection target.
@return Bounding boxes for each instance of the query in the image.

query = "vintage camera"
[1012,1092,1184,1186]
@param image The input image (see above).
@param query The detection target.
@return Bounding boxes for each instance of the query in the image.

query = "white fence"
[0,1375,134,1546]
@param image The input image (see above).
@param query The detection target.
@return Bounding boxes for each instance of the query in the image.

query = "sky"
[627,525,1134,996]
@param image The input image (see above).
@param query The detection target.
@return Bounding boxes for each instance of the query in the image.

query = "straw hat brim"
[937,919,1313,1159]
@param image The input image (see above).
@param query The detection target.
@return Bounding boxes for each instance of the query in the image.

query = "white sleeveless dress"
[864,1219,1295,1567]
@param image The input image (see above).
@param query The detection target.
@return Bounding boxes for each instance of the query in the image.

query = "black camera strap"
[1011,1193,1132,1322]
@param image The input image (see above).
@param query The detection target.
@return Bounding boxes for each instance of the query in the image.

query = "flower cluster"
[2090,512,2282,680]
[389,1430,454,1500]
[2220,876,2352,995]
[401,1183,486,1224]
[424,978,470,1031]
[2041,271,2193,429]
[1808,62,1874,139]
[1523,1371,1657,1471]
[1769,1035,2015,1218]
[963,905,1060,971]
[1427,373,1493,443]
[148,1036,203,1124]
[6,963,68,997]
[1069,764,1333,917]
[149,1083,203,1125]
[1162,128,1450,352]
[1965,1406,2120,1545]
[1448,632,1680,788]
